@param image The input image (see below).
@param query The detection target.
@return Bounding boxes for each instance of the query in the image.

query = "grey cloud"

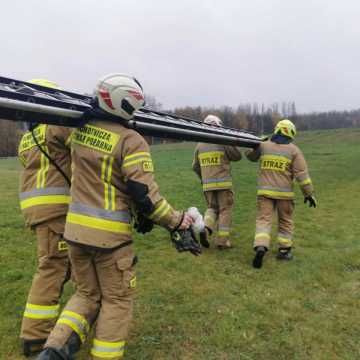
[1,0,360,112]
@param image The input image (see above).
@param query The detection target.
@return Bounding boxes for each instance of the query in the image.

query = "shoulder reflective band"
[149,199,171,221]
[260,154,291,172]
[101,155,116,211]
[122,152,152,169]
[72,124,120,154]
[57,310,90,343]
[198,151,224,167]
[299,177,312,186]
[23,303,60,320]
[18,125,47,154]
[91,339,125,359]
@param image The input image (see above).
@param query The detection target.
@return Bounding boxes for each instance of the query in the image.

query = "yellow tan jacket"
[192,143,242,191]
[246,140,314,200]
[64,121,183,249]
[18,125,72,226]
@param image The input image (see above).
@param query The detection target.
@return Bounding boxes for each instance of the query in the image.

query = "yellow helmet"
[29,78,62,90]
[274,119,296,139]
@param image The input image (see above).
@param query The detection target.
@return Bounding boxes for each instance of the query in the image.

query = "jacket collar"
[271,134,292,144]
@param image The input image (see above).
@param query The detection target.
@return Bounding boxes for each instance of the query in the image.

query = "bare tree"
[0,120,22,157]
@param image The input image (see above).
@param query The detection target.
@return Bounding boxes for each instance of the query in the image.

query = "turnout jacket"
[192,143,242,191]
[246,139,314,200]
[64,120,183,249]
[18,125,72,227]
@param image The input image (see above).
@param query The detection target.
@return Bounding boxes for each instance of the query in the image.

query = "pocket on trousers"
[116,257,137,291]
[48,230,68,258]
[35,226,50,258]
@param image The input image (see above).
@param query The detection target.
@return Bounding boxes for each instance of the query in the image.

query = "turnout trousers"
[45,243,136,360]
[203,189,234,246]
[20,216,71,344]
[254,196,294,249]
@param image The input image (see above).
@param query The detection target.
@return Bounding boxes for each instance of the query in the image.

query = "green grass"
[1,128,360,359]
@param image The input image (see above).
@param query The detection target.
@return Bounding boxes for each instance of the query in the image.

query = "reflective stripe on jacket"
[20,187,71,210]
[18,125,72,226]
[65,121,182,249]
[67,203,132,235]
[192,143,241,191]
[246,140,314,200]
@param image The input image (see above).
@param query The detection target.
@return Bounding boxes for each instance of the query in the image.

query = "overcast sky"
[1,0,360,113]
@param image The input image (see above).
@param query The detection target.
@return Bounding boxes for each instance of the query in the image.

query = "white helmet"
[204,114,222,126]
[96,73,145,120]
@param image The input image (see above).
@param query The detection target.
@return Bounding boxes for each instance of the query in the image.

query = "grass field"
[1,128,360,360]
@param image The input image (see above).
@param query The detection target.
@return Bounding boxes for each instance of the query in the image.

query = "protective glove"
[304,195,317,208]
[171,227,202,256]
[134,213,154,234]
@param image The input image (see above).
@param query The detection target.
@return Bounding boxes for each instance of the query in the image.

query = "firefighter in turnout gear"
[192,115,242,249]
[246,119,317,269]
[19,79,73,356]
[37,74,198,360]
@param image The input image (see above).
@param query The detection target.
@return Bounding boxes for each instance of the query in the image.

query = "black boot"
[22,338,47,357]
[252,246,267,269]
[199,227,211,248]
[37,333,81,360]
[64,332,81,357]
[36,347,69,360]
[276,247,293,260]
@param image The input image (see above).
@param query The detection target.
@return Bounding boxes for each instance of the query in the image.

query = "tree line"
[0,120,22,157]
[170,102,360,135]
[1,100,360,156]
